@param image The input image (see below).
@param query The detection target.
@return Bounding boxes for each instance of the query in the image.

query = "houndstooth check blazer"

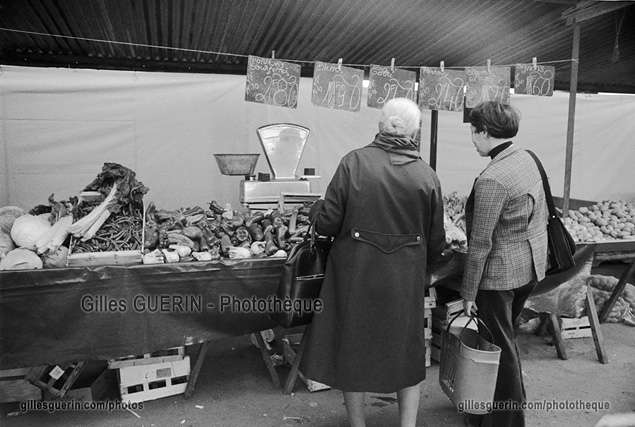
[461,145,549,301]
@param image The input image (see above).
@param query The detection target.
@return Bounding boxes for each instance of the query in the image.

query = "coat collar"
[486,144,522,168]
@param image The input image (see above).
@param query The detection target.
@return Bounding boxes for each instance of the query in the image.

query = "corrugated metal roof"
[0,0,633,93]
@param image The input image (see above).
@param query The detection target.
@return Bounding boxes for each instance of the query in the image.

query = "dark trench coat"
[299,139,446,392]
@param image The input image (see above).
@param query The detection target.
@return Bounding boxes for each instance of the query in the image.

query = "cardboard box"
[282,334,330,392]
[65,366,118,402]
[117,356,190,403]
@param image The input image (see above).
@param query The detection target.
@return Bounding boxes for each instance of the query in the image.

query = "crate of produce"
[282,334,330,392]
[108,346,185,369]
[67,163,148,267]
[0,367,43,403]
[117,356,190,403]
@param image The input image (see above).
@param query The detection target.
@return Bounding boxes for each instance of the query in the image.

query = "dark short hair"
[469,101,521,139]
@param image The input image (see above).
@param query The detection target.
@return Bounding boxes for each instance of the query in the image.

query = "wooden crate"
[560,316,593,339]
[117,356,190,403]
[424,308,432,340]
[432,298,464,323]
[282,334,330,392]
[430,332,442,363]
[26,362,86,399]
[67,201,145,267]
[424,340,432,367]
[108,346,185,369]
[0,367,43,403]
[425,287,437,309]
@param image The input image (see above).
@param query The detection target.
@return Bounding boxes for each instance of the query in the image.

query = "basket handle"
[446,311,496,346]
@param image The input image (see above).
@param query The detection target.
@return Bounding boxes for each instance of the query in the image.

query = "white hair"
[379,98,421,137]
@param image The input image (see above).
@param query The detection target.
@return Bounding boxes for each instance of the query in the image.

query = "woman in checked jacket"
[461,101,549,427]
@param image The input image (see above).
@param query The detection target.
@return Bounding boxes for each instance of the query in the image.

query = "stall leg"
[586,285,609,364]
[284,327,309,395]
[548,314,568,360]
[598,261,635,323]
[184,341,211,399]
[254,331,281,388]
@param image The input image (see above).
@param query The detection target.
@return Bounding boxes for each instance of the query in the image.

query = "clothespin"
[337,58,342,71]
[532,57,537,68]
[271,50,275,60]
[390,58,395,72]
[440,61,445,72]
[486,59,491,73]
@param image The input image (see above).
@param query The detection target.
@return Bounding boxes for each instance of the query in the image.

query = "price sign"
[514,64,555,96]
[245,56,301,108]
[418,67,466,112]
[367,65,417,109]
[465,66,511,108]
[311,61,364,112]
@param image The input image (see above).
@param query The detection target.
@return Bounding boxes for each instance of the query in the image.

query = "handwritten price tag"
[465,66,511,108]
[245,56,301,108]
[514,64,555,96]
[419,67,466,112]
[311,61,364,112]
[367,65,417,109]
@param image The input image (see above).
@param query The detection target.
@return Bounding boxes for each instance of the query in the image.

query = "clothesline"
[0,27,579,70]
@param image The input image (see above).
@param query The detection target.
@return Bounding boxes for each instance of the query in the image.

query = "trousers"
[471,279,537,427]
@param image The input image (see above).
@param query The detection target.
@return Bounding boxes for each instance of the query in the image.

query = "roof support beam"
[562,23,580,215]
[562,1,634,24]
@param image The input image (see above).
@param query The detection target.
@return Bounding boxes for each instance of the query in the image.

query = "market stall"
[0,253,467,371]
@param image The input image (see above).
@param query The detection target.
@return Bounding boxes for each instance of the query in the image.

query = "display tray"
[67,201,146,267]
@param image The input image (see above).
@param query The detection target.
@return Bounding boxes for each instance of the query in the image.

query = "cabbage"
[0,206,25,234]
[10,214,52,251]
[0,248,43,270]
[0,232,16,260]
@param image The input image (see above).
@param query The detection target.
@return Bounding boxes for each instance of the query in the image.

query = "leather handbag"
[269,219,332,328]
[527,150,576,275]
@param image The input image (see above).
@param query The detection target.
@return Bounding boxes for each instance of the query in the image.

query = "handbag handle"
[446,311,496,346]
[526,150,558,221]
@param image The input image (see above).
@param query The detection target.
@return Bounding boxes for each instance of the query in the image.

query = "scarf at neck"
[370,132,420,164]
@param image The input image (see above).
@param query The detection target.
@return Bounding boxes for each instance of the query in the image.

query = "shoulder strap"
[526,150,558,219]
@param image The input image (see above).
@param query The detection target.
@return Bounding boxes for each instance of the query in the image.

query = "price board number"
[514,64,555,96]
[419,67,466,112]
[466,66,511,108]
[367,65,417,109]
[312,61,364,112]
[245,55,300,108]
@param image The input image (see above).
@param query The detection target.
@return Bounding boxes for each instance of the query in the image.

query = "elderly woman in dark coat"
[300,97,446,427]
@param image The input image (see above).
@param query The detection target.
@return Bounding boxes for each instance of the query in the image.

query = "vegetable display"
[141,201,313,264]
[68,163,148,254]
[443,192,468,251]
[563,200,635,243]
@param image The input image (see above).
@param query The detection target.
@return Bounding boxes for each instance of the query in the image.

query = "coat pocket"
[351,228,422,254]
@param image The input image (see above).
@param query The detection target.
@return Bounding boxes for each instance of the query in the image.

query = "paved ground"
[1,318,634,427]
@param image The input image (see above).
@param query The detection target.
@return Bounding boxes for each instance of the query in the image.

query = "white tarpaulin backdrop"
[1,65,634,212]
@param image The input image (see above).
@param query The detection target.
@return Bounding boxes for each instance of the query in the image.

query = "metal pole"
[430,110,438,171]
[563,22,580,215]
